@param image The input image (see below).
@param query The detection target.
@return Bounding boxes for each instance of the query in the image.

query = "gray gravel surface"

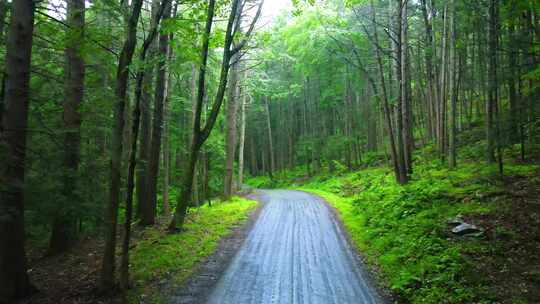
[206,190,383,304]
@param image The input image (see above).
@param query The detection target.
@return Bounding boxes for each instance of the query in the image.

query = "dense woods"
[0,0,538,303]
[244,0,539,184]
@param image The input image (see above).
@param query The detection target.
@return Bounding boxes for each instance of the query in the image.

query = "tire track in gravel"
[205,190,384,304]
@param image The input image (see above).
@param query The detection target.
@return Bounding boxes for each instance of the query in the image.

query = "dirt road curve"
[206,190,383,304]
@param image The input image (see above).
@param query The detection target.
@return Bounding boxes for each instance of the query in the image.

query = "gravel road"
[206,190,383,304]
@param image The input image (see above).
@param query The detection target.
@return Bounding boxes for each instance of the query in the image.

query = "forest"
[0,0,539,303]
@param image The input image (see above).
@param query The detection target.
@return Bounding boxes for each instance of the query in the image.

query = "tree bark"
[118,0,170,290]
[367,0,405,184]
[143,1,171,225]
[0,0,36,300]
[400,0,413,174]
[264,96,276,175]
[238,74,248,189]
[100,0,144,291]
[486,0,497,163]
[224,52,240,198]
[136,0,159,219]
[169,0,262,231]
[448,0,457,168]
[49,0,86,254]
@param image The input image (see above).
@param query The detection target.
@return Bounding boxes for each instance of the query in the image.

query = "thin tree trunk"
[162,72,171,215]
[367,0,405,184]
[118,0,170,288]
[401,0,413,174]
[100,0,144,291]
[169,0,262,230]
[143,2,171,225]
[264,96,275,174]
[448,0,457,168]
[486,0,497,163]
[420,0,438,140]
[238,72,248,189]
[439,4,448,159]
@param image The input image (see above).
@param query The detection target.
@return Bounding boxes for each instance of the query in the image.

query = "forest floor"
[21,197,258,304]
[248,136,540,303]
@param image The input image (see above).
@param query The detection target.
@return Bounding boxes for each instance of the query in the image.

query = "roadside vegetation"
[25,197,257,303]
[129,197,257,302]
[248,133,540,303]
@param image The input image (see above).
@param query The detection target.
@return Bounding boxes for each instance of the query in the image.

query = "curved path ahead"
[206,190,383,304]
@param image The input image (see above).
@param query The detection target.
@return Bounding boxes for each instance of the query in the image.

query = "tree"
[49,0,86,254]
[144,0,172,225]
[100,0,144,291]
[448,0,457,168]
[224,48,241,198]
[169,0,263,230]
[119,0,170,289]
[0,0,37,301]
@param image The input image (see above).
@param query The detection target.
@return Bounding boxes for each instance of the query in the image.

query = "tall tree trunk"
[100,0,144,291]
[162,75,171,215]
[224,53,240,198]
[367,0,405,184]
[136,0,159,219]
[394,0,408,182]
[401,0,413,174]
[0,0,36,300]
[439,4,449,159]
[49,0,86,254]
[169,0,262,230]
[238,75,247,189]
[448,0,457,168]
[118,0,170,289]
[507,17,519,142]
[143,2,171,225]
[264,96,276,175]
[486,0,497,163]
[162,17,175,213]
[420,0,438,141]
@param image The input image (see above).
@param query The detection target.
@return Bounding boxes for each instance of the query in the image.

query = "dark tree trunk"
[400,0,413,174]
[118,0,170,290]
[486,0,497,163]
[169,0,262,230]
[0,0,37,301]
[224,53,240,198]
[448,0,457,168]
[49,0,86,254]
[100,0,144,291]
[143,2,171,225]
[136,0,160,219]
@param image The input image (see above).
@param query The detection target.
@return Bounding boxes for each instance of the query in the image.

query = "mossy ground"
[248,141,540,303]
[128,197,258,302]
[24,197,258,304]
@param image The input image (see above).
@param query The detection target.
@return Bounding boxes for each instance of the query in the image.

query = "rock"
[447,214,465,227]
[452,223,484,236]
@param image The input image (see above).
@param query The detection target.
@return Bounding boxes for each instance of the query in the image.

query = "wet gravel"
[205,190,383,304]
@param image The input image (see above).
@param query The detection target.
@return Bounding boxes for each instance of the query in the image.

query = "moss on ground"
[128,197,258,302]
[250,145,539,303]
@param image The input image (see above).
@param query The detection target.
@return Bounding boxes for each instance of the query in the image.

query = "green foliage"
[266,149,539,303]
[129,197,258,301]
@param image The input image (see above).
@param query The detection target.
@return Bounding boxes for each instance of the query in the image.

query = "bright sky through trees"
[261,0,292,24]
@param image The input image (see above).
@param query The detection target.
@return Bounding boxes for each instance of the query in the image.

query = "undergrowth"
[128,197,258,302]
[248,142,539,303]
